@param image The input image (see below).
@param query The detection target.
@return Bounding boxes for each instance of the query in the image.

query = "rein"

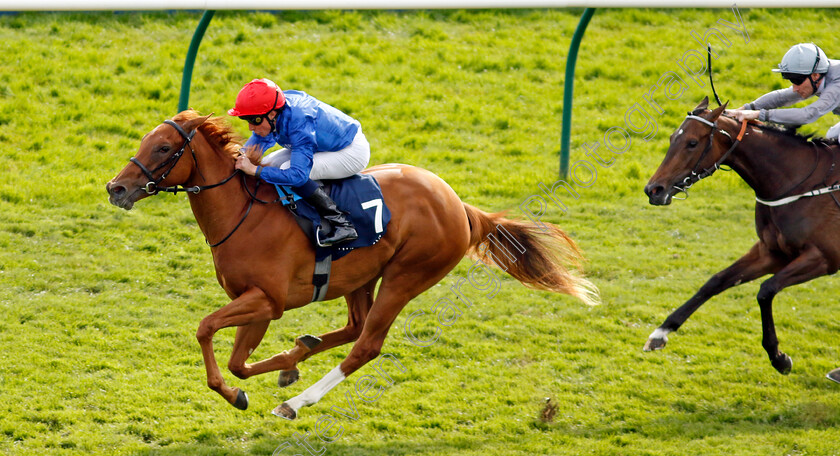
[673,115,748,198]
[129,119,253,247]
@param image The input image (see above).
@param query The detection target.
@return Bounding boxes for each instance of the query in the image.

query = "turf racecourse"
[1,7,839,456]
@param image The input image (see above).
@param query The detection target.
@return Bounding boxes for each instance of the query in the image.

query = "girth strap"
[311,254,332,302]
[756,183,840,206]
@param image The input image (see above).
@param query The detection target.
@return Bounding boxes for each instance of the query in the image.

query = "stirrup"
[315,226,358,248]
[315,228,331,248]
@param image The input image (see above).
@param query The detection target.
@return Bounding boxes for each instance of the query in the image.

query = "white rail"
[0,0,830,11]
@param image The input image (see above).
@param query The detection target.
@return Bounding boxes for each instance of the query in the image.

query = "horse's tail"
[462,203,600,306]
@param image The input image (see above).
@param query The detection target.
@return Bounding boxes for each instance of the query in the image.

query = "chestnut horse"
[106,111,599,419]
[644,97,840,383]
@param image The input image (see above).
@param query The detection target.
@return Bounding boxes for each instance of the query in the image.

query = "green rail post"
[560,8,595,178]
[178,10,216,112]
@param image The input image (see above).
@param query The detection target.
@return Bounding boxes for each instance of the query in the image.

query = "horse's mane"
[172,110,244,158]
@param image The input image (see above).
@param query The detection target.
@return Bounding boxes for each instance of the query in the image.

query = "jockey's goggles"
[240,115,266,126]
[782,72,809,86]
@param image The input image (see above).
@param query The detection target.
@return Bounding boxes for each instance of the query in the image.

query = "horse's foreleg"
[196,287,277,410]
[273,260,456,420]
[230,334,321,385]
[300,279,377,362]
[276,279,377,385]
[645,242,782,351]
[271,316,393,421]
[227,321,270,379]
[756,247,829,375]
[271,282,384,419]
[828,368,840,384]
[239,279,377,388]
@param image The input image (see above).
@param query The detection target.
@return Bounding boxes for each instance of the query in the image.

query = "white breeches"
[261,129,370,180]
[826,121,840,140]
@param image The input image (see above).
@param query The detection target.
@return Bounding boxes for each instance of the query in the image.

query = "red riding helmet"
[227,78,286,116]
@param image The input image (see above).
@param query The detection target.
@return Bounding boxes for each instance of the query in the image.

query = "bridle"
[130,120,195,195]
[129,119,250,247]
[672,114,748,199]
[130,119,240,196]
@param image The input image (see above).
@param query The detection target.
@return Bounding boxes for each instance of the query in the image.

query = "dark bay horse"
[644,97,840,383]
[106,111,599,419]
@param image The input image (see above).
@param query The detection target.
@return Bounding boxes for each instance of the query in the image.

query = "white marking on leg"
[649,327,670,341]
[279,365,346,414]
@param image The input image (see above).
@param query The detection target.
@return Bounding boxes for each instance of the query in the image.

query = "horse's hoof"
[298,334,322,350]
[232,389,249,410]
[644,337,667,352]
[826,368,840,384]
[271,402,297,420]
[772,353,792,375]
[278,369,300,388]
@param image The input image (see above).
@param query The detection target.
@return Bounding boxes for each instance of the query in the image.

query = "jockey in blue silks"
[229,78,370,246]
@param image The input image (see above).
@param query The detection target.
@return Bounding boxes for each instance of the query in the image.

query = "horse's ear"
[709,101,729,121]
[695,96,710,111]
[182,113,213,132]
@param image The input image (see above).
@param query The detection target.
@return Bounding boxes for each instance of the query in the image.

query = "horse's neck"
[726,126,818,200]
[185,135,254,245]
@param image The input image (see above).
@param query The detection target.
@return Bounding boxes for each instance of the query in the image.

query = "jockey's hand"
[725,109,759,122]
[235,154,258,176]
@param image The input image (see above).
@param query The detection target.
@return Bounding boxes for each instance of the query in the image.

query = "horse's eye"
[158,145,171,154]
[687,140,699,148]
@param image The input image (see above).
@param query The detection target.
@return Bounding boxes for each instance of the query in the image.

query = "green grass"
[1,7,840,456]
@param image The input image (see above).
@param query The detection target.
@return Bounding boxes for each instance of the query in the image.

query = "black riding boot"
[305,187,358,247]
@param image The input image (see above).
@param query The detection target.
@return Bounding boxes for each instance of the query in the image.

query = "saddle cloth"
[274,174,391,261]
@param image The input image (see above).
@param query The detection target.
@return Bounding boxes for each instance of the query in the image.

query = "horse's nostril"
[644,184,663,197]
[109,184,126,198]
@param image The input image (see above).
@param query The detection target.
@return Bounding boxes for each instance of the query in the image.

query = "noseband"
[673,114,748,198]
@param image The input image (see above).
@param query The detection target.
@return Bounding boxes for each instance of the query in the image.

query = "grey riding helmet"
[772,43,829,75]
[772,43,829,90]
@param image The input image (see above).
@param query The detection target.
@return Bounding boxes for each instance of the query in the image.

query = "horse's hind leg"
[273,257,461,420]
[755,247,829,375]
[645,242,782,351]
[828,368,840,384]
[275,336,321,388]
